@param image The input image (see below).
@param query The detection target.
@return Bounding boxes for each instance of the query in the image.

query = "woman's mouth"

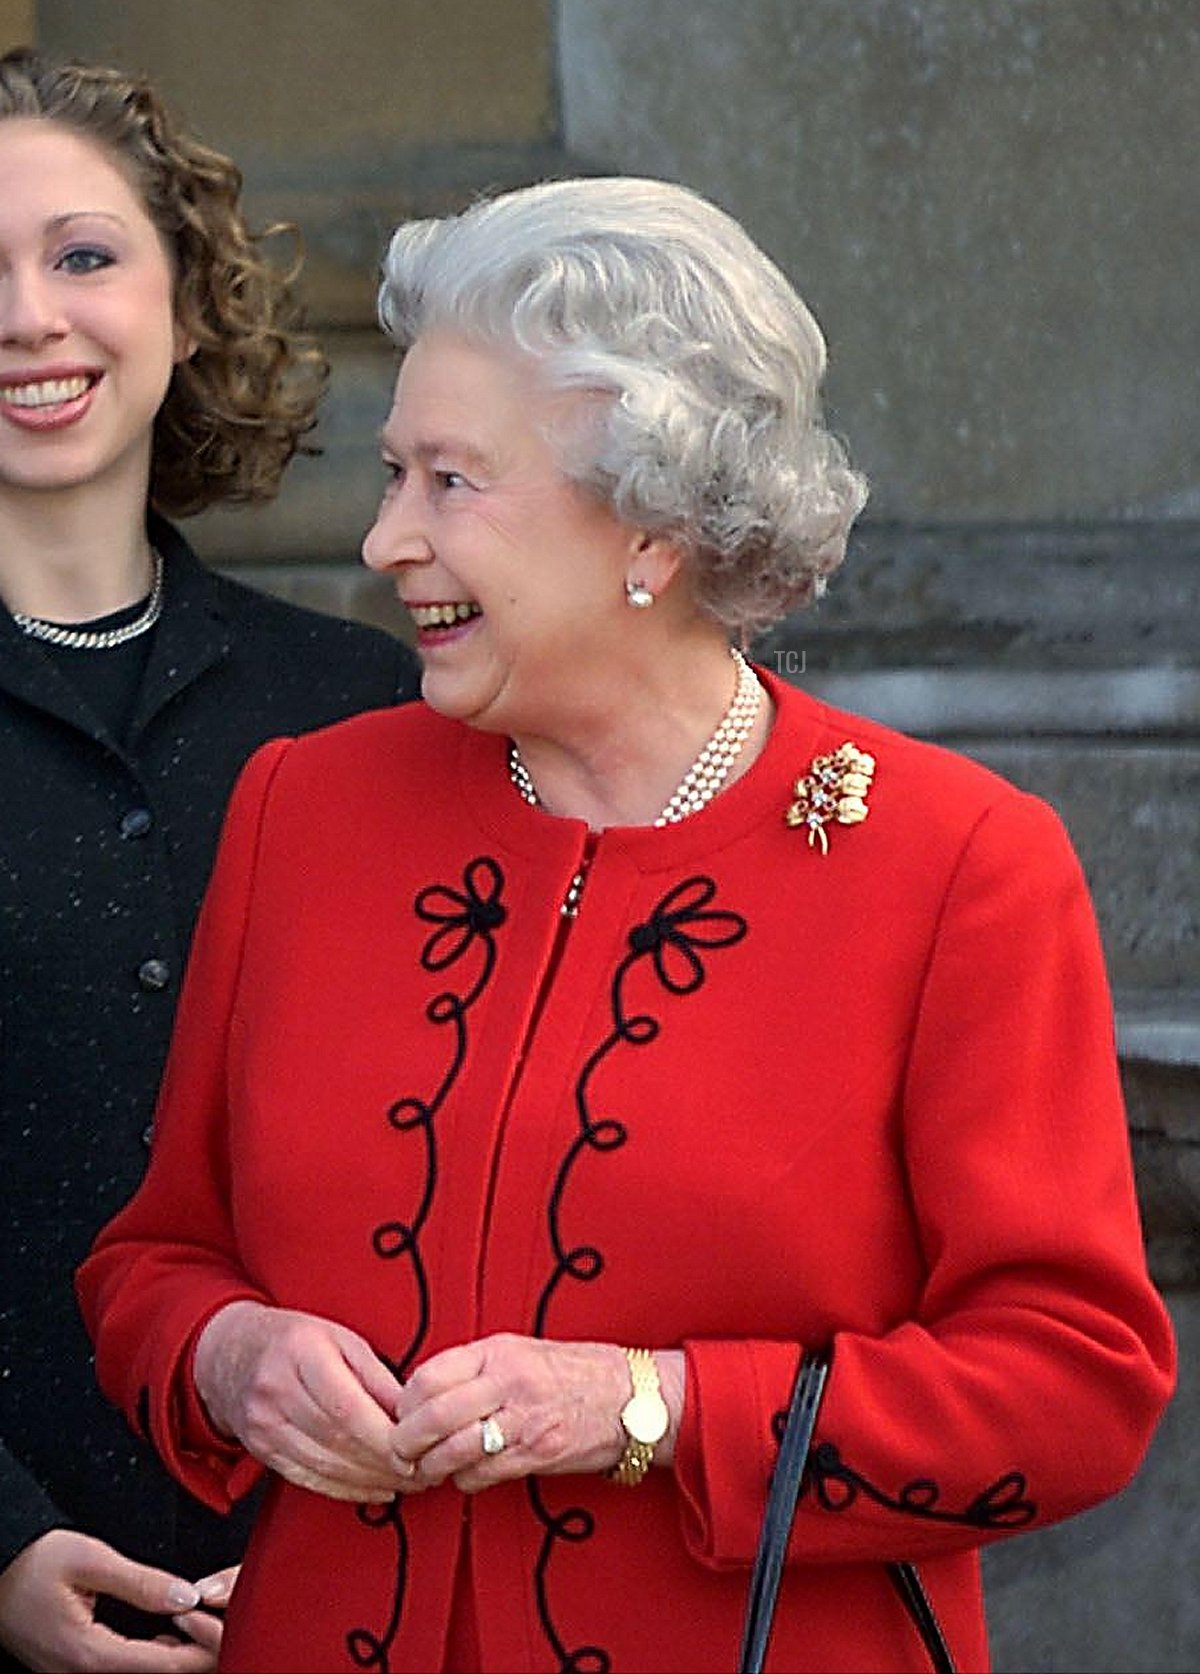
[408,600,483,648]
[0,372,101,431]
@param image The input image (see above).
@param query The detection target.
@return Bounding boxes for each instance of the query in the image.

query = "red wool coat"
[78,673,1175,1673]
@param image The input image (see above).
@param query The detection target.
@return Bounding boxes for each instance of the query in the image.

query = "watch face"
[624,1389,670,1446]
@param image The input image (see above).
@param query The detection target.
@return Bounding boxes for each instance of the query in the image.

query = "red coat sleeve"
[76,738,295,1512]
[673,790,1176,1569]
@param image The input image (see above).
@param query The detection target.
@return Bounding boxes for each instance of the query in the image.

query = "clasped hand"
[388,1332,634,1493]
[195,1304,678,1502]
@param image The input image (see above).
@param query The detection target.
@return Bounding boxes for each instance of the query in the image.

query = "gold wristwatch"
[608,1347,669,1487]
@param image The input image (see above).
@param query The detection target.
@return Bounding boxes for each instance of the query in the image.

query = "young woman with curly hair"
[0,48,416,1671]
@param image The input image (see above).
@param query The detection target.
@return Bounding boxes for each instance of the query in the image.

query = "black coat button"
[137,958,171,991]
[120,808,153,839]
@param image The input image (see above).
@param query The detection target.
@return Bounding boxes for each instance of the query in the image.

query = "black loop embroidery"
[350,856,507,1674]
[529,874,747,1672]
[415,855,507,988]
[347,1503,407,1670]
[807,1441,1037,1529]
[624,874,747,994]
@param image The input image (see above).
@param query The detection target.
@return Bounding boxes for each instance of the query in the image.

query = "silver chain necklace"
[508,646,763,827]
[12,550,165,650]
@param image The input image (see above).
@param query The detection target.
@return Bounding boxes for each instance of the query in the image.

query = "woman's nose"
[0,268,69,347]
[362,491,433,573]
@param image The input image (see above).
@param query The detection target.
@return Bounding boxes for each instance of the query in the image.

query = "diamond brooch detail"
[785,741,876,854]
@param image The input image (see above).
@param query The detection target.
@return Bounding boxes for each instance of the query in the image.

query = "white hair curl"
[378,176,867,637]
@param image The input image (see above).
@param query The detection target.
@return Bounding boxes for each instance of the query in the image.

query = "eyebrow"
[376,431,496,474]
[46,211,130,233]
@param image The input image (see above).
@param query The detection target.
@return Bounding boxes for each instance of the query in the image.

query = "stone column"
[0,0,34,50]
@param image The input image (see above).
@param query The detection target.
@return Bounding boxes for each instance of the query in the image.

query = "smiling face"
[0,118,187,507]
[363,329,654,737]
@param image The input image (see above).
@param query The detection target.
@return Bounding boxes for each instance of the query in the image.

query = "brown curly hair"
[0,47,328,516]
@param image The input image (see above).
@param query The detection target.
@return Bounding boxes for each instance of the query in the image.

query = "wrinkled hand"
[389,1333,685,1494]
[0,1529,219,1672]
[193,1300,407,1503]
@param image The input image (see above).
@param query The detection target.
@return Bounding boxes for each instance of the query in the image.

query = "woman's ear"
[172,321,198,364]
[625,530,685,602]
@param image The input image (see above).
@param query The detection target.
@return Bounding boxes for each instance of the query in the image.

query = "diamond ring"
[480,1414,507,1456]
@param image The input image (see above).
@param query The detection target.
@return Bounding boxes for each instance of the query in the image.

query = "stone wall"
[558,5,1197,1669]
[560,0,1200,524]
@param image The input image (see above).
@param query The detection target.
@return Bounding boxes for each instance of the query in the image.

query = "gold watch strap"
[609,1434,656,1488]
[608,1347,666,1488]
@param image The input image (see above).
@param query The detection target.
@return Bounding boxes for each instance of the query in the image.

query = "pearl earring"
[625,579,655,609]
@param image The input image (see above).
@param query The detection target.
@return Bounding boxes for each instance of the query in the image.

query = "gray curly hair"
[378,176,867,638]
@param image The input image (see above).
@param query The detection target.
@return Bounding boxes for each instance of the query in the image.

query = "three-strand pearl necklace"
[508,646,763,827]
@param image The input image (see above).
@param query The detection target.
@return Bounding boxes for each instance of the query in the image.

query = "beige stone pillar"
[0,0,34,50]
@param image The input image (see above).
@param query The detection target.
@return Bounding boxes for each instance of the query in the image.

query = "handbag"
[738,1350,957,1674]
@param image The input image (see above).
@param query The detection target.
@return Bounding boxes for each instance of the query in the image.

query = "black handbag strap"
[888,1560,958,1674]
[739,1351,828,1674]
[737,1350,957,1674]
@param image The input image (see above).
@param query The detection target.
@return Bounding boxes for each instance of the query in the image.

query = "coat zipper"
[474,832,598,1319]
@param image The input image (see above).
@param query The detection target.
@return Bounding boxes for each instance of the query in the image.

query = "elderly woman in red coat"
[78,177,1175,1673]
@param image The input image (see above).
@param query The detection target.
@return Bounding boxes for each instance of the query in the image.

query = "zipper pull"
[561,833,598,919]
[561,870,586,918]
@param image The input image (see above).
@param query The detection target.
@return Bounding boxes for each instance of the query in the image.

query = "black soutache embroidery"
[806,1441,1037,1530]
[348,856,507,1674]
[529,875,747,1674]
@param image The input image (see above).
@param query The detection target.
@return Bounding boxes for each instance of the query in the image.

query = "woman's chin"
[417,667,508,733]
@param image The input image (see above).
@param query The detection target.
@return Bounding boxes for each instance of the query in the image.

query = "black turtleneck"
[26,593,156,744]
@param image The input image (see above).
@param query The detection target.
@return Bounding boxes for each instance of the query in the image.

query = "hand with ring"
[388,1332,684,1495]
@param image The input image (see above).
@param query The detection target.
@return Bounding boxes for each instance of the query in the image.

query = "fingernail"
[166,1580,201,1610]
[198,1573,231,1602]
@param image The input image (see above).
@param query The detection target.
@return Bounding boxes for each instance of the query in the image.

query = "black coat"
[0,518,418,1645]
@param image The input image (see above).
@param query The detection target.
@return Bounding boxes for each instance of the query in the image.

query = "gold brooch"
[785,741,876,854]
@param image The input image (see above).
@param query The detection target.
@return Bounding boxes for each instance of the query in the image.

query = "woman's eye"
[57,246,115,276]
[436,470,468,491]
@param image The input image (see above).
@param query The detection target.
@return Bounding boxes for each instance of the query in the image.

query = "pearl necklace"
[12,550,165,650]
[508,646,763,827]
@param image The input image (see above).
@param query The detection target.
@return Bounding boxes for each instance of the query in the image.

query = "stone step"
[793,666,1200,736]
[790,668,1197,994]
[1117,990,1200,1073]
[1121,995,1200,1289]
[758,521,1200,670]
[1118,991,1199,1289]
